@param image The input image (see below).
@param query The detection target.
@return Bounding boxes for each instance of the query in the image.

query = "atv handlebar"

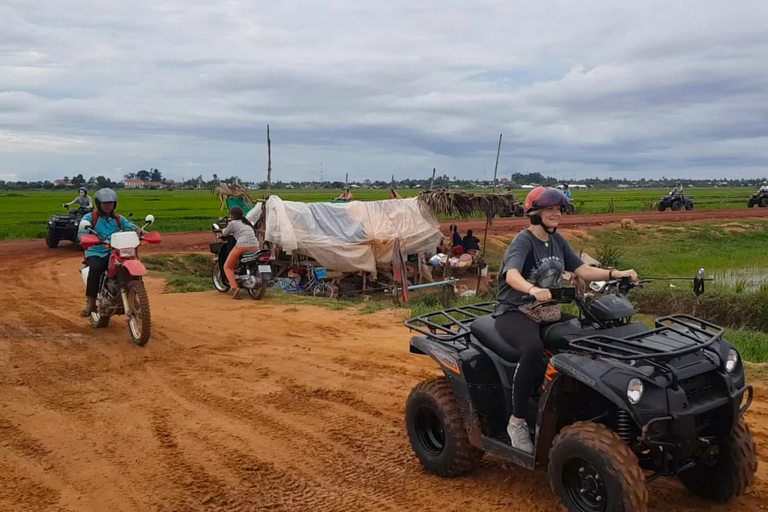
[521,286,578,304]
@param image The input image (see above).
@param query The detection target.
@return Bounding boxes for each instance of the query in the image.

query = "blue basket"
[314,267,327,279]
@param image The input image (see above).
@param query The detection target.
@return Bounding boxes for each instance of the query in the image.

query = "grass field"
[0,186,758,239]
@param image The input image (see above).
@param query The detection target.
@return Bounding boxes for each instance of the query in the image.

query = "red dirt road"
[0,209,766,511]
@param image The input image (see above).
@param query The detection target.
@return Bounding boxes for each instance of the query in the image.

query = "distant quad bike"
[747,191,768,208]
[46,205,93,248]
[563,198,576,215]
[499,201,525,218]
[658,194,694,212]
[404,277,755,511]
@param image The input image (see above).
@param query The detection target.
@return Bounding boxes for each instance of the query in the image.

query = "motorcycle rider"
[63,187,93,212]
[562,183,572,198]
[77,188,144,316]
[494,186,638,452]
[222,206,260,300]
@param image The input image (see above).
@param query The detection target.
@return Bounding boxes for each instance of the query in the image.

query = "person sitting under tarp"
[450,224,464,255]
[334,188,354,202]
[462,229,480,253]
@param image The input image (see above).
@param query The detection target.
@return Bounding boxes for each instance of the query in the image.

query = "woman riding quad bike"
[63,187,94,213]
[493,187,638,452]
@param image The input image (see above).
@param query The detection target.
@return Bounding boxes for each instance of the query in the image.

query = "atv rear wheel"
[212,261,230,293]
[678,419,756,502]
[549,421,648,512]
[127,280,151,346]
[671,200,682,211]
[405,377,484,477]
[45,229,59,248]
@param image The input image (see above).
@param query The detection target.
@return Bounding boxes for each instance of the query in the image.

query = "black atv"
[404,278,755,511]
[46,205,93,248]
[658,194,694,211]
[748,191,768,208]
[499,201,525,218]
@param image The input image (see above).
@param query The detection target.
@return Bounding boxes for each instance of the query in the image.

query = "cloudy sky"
[2,0,768,183]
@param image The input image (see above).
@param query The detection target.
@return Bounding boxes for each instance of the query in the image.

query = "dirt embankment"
[0,213,766,511]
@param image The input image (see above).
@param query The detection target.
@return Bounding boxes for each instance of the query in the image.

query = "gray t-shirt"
[493,229,584,317]
[222,219,259,248]
[73,195,93,208]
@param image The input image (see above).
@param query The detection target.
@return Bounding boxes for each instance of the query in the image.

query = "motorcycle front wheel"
[127,280,151,346]
[212,261,231,293]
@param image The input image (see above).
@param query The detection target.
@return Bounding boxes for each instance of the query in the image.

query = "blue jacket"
[78,212,139,258]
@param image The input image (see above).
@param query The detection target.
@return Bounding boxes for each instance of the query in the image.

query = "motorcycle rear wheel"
[127,280,151,346]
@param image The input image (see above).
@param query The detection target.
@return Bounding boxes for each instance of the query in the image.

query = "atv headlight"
[726,349,739,373]
[627,378,644,405]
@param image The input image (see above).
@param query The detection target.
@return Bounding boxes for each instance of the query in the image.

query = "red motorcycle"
[79,215,162,346]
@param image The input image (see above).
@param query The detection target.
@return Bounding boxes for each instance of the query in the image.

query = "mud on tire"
[548,421,648,512]
[678,419,757,502]
[45,229,59,248]
[405,377,484,477]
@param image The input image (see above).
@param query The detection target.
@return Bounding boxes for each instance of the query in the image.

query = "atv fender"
[410,336,485,448]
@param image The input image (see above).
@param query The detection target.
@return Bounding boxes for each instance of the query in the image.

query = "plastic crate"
[314,267,327,279]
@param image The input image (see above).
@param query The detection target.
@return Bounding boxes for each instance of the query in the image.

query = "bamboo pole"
[430,168,436,189]
[476,134,503,294]
[266,125,272,196]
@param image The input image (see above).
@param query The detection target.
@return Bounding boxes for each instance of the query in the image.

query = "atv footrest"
[481,436,535,470]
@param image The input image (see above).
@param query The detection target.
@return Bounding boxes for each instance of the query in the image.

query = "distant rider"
[759,182,768,193]
[671,181,684,196]
[562,184,572,198]
[63,187,93,212]
[77,188,144,316]
[222,206,260,300]
[494,186,638,453]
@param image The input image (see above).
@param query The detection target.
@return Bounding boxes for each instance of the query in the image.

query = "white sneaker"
[507,419,534,453]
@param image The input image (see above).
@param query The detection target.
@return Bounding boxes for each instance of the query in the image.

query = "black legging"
[86,255,110,299]
[495,311,574,419]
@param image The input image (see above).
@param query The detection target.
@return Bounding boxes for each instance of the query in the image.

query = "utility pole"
[266,125,272,196]
[430,168,436,189]
[477,133,503,294]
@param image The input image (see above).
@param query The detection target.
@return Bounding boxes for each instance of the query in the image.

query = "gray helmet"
[78,186,88,194]
[95,188,118,205]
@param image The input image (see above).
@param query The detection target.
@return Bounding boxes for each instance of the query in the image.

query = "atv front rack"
[404,302,495,342]
[569,314,724,361]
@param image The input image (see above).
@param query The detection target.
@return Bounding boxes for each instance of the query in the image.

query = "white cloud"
[1,0,768,181]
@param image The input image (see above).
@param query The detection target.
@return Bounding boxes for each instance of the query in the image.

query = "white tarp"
[263,196,441,279]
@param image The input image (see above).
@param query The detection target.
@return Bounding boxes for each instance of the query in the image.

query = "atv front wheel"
[405,377,484,477]
[549,421,648,512]
[748,201,755,208]
[657,203,666,212]
[671,201,682,211]
[45,229,59,248]
[685,201,694,210]
[678,418,756,502]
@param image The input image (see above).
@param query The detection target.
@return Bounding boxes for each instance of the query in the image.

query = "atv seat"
[470,315,521,362]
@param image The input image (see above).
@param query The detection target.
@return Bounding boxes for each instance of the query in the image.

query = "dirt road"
[0,237,766,510]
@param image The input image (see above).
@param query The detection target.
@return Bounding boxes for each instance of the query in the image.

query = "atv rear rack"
[404,302,495,342]
[569,314,724,361]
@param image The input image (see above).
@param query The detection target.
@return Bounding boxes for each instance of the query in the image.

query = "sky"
[2,0,768,183]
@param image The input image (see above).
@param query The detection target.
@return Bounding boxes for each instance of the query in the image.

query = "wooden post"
[266,125,272,196]
[345,172,348,189]
[430,167,436,189]
[476,134,503,294]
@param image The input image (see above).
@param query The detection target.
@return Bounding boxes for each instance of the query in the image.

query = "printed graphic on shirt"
[527,256,565,288]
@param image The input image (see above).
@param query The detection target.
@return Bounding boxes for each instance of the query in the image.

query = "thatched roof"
[417,189,518,218]
[212,182,254,210]
[388,187,403,200]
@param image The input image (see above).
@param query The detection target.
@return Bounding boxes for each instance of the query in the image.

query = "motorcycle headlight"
[119,248,136,258]
[627,378,644,405]
[726,349,739,373]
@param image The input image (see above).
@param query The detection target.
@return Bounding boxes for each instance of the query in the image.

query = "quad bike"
[563,198,575,215]
[658,194,694,211]
[210,222,273,299]
[748,191,768,208]
[404,277,755,511]
[499,201,525,218]
[46,205,93,248]
[79,215,162,346]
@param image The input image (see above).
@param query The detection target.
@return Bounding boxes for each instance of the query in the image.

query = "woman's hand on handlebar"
[611,269,639,282]
[529,286,552,303]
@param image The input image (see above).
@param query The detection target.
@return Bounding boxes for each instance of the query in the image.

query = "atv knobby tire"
[549,421,648,512]
[657,203,666,212]
[405,377,484,477]
[685,201,694,210]
[678,418,756,502]
[671,200,682,211]
[761,196,768,208]
[45,229,59,248]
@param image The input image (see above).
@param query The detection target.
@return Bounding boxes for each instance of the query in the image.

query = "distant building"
[124,179,146,189]
[55,179,72,186]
